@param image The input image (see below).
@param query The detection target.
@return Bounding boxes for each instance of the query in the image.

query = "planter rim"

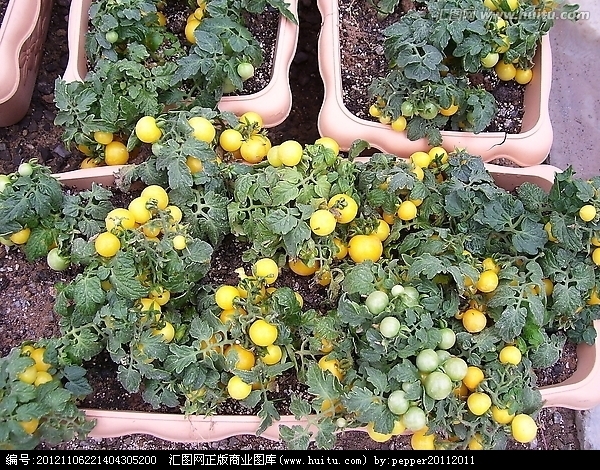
[62,0,299,128]
[316,0,554,166]
[82,409,318,442]
[53,164,600,442]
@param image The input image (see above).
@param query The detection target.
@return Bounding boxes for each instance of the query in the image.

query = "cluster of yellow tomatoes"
[301,147,449,276]
[92,184,187,346]
[17,345,54,434]
[214,257,353,402]
[94,184,185,259]
[217,112,272,164]
[217,112,341,167]
[17,346,52,388]
[479,0,534,83]
[449,351,537,449]
[184,0,207,44]
[135,291,176,345]
[212,258,286,401]
[577,204,600,268]
[78,131,131,168]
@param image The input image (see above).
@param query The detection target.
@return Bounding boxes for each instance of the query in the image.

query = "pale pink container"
[316,0,554,166]
[0,0,54,127]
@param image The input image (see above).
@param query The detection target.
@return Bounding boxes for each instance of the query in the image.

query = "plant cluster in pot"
[317,0,579,165]
[54,0,298,170]
[2,107,600,450]
[0,0,54,127]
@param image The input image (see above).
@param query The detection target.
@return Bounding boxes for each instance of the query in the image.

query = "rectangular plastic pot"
[0,0,54,127]
[63,0,299,128]
[53,164,600,442]
[316,0,553,166]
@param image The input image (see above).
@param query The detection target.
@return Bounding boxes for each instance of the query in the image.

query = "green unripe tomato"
[106,31,119,44]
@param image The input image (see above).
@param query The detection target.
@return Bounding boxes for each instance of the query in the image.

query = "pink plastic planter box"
[63,0,299,128]
[0,0,54,127]
[53,164,600,442]
[316,0,554,166]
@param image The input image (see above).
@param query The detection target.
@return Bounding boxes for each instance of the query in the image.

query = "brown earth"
[0,0,581,451]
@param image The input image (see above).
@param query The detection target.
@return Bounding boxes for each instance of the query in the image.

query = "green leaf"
[516,182,549,212]
[279,424,312,450]
[271,180,301,206]
[364,366,391,394]
[407,253,448,279]
[71,275,106,320]
[494,306,527,342]
[343,386,376,414]
[341,264,376,295]
[117,365,142,393]
[256,400,279,436]
[453,35,485,58]
[281,223,311,257]
[110,253,151,300]
[551,282,584,318]
[163,345,200,374]
[63,327,105,362]
[389,359,420,385]
[99,87,119,123]
[265,208,299,235]
[529,334,564,369]
[512,217,547,256]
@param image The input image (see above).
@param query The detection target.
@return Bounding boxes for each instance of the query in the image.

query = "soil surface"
[0,0,582,451]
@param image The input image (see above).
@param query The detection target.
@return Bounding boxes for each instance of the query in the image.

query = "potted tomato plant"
[55,0,298,168]
[316,0,577,165]
[56,155,600,448]
[0,0,54,127]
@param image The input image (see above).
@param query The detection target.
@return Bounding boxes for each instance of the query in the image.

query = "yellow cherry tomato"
[248,319,278,347]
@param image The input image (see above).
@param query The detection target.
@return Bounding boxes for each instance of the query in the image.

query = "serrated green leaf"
[341,264,376,295]
[279,424,311,450]
[110,253,151,300]
[116,365,142,394]
[265,208,299,235]
[494,306,527,342]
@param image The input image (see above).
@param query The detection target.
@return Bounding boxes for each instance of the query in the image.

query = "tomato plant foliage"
[53,0,298,157]
[0,342,93,450]
[2,120,600,450]
[367,0,580,145]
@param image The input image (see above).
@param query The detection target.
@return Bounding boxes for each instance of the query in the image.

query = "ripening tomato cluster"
[184,0,207,44]
[214,257,352,402]
[18,345,53,388]
[89,184,192,352]
[294,146,448,283]
[211,258,294,401]
[77,131,131,168]
[219,112,273,164]
[358,282,532,448]
[95,184,186,258]
[15,345,56,435]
